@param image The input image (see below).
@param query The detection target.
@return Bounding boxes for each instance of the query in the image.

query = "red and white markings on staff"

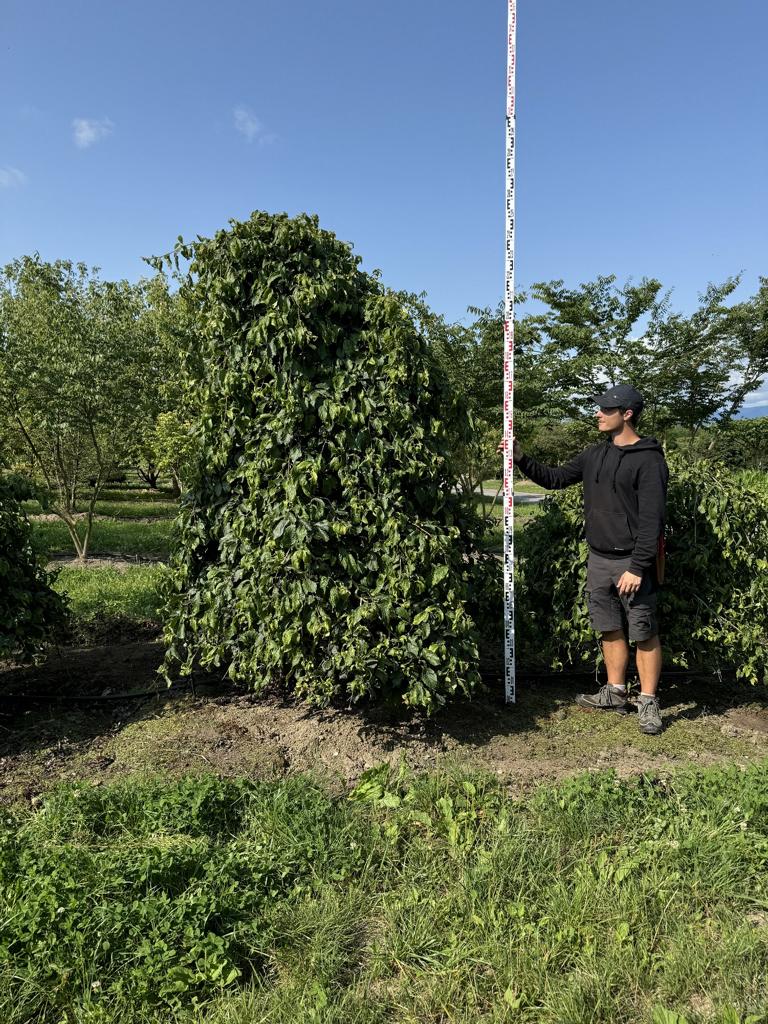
[503,0,517,704]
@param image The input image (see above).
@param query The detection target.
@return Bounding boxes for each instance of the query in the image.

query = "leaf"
[272,518,289,539]
[431,564,449,586]
[503,987,524,1009]
[651,1008,689,1024]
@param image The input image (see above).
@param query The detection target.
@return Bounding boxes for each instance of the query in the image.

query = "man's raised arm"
[501,437,587,490]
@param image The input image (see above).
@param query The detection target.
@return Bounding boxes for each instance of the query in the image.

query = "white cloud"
[233,106,275,145]
[0,166,27,187]
[72,117,114,149]
[726,369,768,410]
[744,385,768,409]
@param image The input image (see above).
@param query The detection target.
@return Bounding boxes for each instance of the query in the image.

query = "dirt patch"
[2,640,768,805]
[721,706,768,735]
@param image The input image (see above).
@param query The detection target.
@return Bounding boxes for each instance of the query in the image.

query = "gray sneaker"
[637,695,663,735]
[575,684,628,713]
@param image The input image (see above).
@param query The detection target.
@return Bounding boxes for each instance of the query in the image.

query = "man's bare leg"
[636,635,662,696]
[602,629,629,688]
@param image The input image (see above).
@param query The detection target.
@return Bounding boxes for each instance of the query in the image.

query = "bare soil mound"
[2,638,768,806]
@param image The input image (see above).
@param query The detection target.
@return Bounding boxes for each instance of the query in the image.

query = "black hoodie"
[517,437,669,575]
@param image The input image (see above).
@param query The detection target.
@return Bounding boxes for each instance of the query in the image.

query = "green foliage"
[525,417,599,466]
[126,276,202,492]
[527,273,768,438]
[3,763,768,1021]
[0,255,161,557]
[737,468,768,496]
[152,211,494,711]
[0,471,69,662]
[690,417,768,471]
[434,276,768,465]
[0,774,371,1017]
[152,409,200,493]
[50,564,165,640]
[517,455,768,684]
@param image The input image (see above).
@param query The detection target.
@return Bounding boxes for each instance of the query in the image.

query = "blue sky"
[2,0,766,410]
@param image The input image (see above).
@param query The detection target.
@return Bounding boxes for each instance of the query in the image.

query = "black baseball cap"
[589,384,644,415]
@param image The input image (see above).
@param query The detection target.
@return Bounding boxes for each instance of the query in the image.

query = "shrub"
[0,471,69,662]
[516,454,768,684]
[152,211,495,711]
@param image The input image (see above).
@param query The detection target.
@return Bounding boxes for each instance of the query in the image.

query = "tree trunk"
[137,462,160,488]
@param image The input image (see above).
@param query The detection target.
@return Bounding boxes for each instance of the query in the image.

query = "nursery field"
[3,473,768,1023]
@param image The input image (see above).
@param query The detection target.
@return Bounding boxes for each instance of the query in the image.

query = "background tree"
[125,274,202,495]
[689,417,768,470]
[400,293,559,501]
[527,273,768,444]
[0,255,153,559]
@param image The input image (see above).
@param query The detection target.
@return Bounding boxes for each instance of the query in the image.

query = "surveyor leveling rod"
[503,0,517,703]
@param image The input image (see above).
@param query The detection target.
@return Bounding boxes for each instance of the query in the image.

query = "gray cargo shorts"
[586,551,659,641]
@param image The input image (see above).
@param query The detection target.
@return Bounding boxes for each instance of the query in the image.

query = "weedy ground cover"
[736,470,768,497]
[2,762,767,1023]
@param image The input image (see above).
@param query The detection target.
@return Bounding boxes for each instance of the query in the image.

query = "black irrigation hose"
[0,679,198,704]
[0,671,741,707]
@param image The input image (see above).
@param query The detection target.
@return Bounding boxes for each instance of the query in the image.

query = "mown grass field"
[33,517,173,559]
[2,762,767,1023]
[22,498,178,519]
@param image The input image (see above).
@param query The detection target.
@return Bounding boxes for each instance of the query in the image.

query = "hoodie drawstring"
[595,443,611,484]
[595,443,631,491]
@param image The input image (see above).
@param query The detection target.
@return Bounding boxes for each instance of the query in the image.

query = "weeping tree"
[151,211,495,711]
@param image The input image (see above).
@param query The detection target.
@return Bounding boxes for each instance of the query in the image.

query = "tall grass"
[2,762,767,1023]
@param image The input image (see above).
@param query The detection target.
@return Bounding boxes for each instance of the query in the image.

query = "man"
[507,384,668,735]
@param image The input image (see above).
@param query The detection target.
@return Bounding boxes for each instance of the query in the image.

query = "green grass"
[737,470,768,496]
[474,494,542,550]
[50,564,166,623]
[23,498,178,519]
[31,518,173,558]
[482,479,546,494]
[2,762,768,1023]
[87,500,177,519]
[78,486,178,503]
[93,500,177,520]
